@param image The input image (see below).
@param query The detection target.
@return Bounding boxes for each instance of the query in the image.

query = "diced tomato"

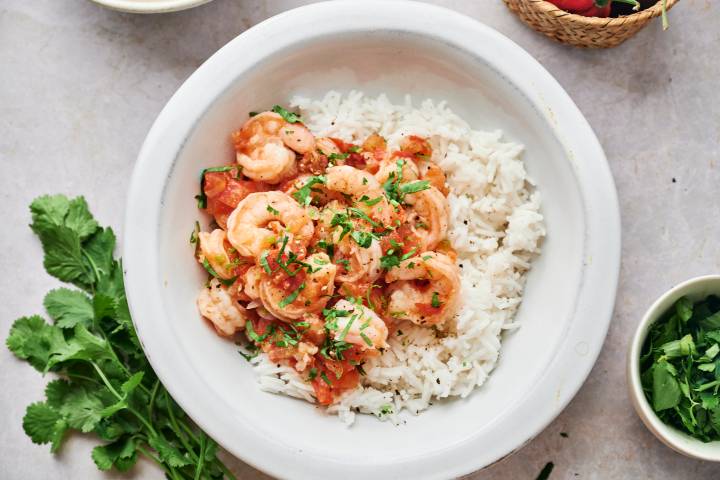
[203,170,266,228]
[400,135,432,157]
[312,377,334,405]
[310,348,366,405]
[416,302,442,316]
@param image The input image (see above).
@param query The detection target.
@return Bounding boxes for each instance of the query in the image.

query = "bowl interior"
[630,276,720,460]
[156,30,585,462]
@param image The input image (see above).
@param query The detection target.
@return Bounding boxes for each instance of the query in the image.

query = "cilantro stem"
[166,391,199,461]
[136,443,171,473]
[91,362,158,437]
[148,378,160,421]
[194,433,207,480]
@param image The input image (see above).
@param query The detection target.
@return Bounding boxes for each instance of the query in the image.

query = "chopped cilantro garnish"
[320,372,332,386]
[271,105,302,123]
[292,175,326,206]
[348,207,380,228]
[400,180,430,195]
[201,259,237,286]
[249,111,259,117]
[422,255,432,261]
[266,204,279,215]
[316,240,335,258]
[400,248,417,261]
[245,319,273,342]
[259,250,273,274]
[360,332,373,347]
[348,145,361,153]
[308,368,318,380]
[379,404,393,416]
[431,292,442,308]
[338,315,356,341]
[328,152,349,161]
[189,221,200,244]
[279,283,306,308]
[351,230,374,248]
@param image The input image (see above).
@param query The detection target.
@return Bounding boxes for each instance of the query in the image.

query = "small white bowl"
[628,275,720,461]
[90,0,213,14]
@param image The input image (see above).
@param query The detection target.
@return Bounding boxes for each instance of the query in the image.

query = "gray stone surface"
[1,0,719,478]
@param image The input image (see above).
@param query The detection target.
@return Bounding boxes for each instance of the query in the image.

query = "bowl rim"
[123,1,621,478]
[627,274,720,461]
[89,0,214,14]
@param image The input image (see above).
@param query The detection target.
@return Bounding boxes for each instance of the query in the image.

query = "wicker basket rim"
[528,0,678,26]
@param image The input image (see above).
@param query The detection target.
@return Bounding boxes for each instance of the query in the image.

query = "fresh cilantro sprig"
[7,195,237,480]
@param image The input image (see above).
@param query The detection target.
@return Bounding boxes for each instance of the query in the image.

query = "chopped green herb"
[359,332,373,347]
[201,259,237,286]
[245,321,273,342]
[271,105,302,123]
[431,292,442,308]
[292,176,326,206]
[266,205,279,215]
[278,283,306,308]
[378,404,393,416]
[348,145,361,153]
[249,111,259,117]
[351,230,375,248]
[320,372,332,386]
[308,368,318,380]
[400,180,430,195]
[400,248,417,261]
[259,251,273,274]
[328,153,349,161]
[189,221,200,244]
[640,295,720,441]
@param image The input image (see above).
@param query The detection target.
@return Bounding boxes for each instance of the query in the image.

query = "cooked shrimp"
[197,279,248,336]
[259,253,337,321]
[325,165,394,226]
[375,157,420,185]
[403,186,449,251]
[330,299,388,350]
[280,123,315,154]
[416,159,449,195]
[234,112,313,183]
[384,251,460,327]
[334,236,382,283]
[242,265,263,300]
[197,229,239,280]
[226,191,314,259]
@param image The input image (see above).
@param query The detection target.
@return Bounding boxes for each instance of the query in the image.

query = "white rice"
[251,91,545,425]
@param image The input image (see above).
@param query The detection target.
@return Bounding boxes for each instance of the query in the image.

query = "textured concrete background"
[1,0,719,478]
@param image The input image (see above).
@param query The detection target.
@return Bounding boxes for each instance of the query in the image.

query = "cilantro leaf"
[44,288,94,329]
[10,195,238,479]
[22,402,66,447]
[92,436,137,472]
[271,105,302,123]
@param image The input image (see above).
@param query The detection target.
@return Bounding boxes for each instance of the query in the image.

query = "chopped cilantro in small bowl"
[628,275,720,461]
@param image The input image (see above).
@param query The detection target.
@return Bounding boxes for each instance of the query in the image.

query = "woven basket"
[503,0,678,48]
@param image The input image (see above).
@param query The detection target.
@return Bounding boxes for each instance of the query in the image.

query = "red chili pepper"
[546,0,639,17]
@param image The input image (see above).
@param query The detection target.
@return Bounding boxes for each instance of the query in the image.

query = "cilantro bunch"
[640,295,720,442]
[7,195,236,480]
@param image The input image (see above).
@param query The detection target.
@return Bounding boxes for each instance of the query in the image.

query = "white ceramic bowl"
[124,2,621,478]
[91,0,213,14]
[628,275,720,461]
